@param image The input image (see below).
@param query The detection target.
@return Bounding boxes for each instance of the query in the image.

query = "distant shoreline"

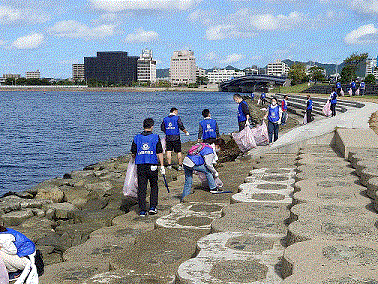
[0,85,220,93]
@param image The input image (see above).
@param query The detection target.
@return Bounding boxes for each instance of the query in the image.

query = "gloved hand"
[214,171,219,178]
[160,166,165,175]
[245,120,250,126]
[185,132,190,136]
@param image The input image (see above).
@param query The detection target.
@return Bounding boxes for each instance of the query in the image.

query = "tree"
[308,66,325,82]
[365,74,376,85]
[340,53,368,83]
[288,63,307,85]
[196,76,209,85]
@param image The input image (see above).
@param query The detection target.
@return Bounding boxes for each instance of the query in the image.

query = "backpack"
[188,143,206,156]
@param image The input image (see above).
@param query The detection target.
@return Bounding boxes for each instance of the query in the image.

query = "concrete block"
[367,177,378,200]
[360,167,378,186]
[355,159,378,176]
[84,270,175,284]
[177,232,285,284]
[348,148,378,166]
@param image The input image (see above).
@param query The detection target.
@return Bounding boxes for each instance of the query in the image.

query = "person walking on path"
[264,97,282,143]
[233,94,251,131]
[161,107,189,170]
[336,81,342,96]
[306,95,313,123]
[281,95,288,126]
[360,81,365,96]
[351,80,356,96]
[330,88,337,117]
[198,109,220,144]
[131,118,165,217]
[182,139,225,199]
[260,92,267,105]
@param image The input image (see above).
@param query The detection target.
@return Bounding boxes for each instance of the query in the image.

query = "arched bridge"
[219,75,287,93]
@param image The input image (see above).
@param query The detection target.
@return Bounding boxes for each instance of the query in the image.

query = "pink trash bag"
[323,100,332,117]
[123,159,138,199]
[303,113,307,125]
[340,89,344,96]
[196,171,224,188]
[250,121,269,146]
[161,136,166,154]
[0,258,8,284]
[232,126,257,152]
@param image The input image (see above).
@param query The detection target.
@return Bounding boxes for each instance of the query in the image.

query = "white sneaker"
[178,165,183,171]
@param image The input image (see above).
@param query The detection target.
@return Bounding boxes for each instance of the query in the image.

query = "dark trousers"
[137,164,158,212]
[331,103,336,117]
[203,138,217,144]
[238,120,246,131]
[268,121,279,143]
[306,109,313,123]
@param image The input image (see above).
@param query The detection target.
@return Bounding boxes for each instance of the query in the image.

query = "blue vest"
[187,145,214,166]
[134,133,159,165]
[282,100,287,111]
[238,101,248,122]
[307,99,313,110]
[200,119,217,140]
[336,82,341,89]
[251,93,255,100]
[268,105,280,123]
[261,93,266,99]
[0,229,35,257]
[360,82,365,89]
[163,116,180,136]
[331,92,337,104]
[351,82,356,89]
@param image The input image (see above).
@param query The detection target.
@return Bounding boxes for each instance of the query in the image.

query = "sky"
[1,0,378,78]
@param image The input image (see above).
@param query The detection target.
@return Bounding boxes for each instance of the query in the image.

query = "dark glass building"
[84,51,139,85]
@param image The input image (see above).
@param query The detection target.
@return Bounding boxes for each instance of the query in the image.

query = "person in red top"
[281,95,288,126]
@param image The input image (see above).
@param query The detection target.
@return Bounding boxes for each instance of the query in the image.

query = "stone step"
[84,270,175,284]
[299,145,338,155]
[296,156,349,166]
[282,239,378,283]
[354,159,378,176]
[360,167,378,187]
[367,177,378,201]
[177,232,285,284]
[348,148,378,168]
[296,165,356,181]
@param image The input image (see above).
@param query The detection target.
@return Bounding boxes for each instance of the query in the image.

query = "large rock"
[44,202,78,219]
[360,167,378,186]
[35,186,65,203]
[1,210,33,226]
[84,270,174,284]
[74,208,124,226]
[54,222,104,248]
[366,177,378,199]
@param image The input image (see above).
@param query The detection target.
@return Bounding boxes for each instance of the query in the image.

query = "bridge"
[219,75,287,93]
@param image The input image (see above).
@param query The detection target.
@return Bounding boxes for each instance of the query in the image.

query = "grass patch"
[271,83,328,94]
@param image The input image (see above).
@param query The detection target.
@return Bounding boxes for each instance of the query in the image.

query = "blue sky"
[1,0,378,78]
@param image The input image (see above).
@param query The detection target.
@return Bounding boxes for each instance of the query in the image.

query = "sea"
[0,90,239,196]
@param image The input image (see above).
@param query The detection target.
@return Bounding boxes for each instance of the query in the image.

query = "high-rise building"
[84,51,138,85]
[72,64,85,82]
[207,69,245,84]
[170,50,197,85]
[26,70,40,79]
[3,74,21,79]
[196,67,206,78]
[137,49,156,83]
[366,57,378,78]
[267,60,289,77]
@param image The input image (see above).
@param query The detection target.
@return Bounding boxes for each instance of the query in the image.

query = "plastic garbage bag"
[340,89,344,96]
[0,258,8,284]
[123,159,138,198]
[323,100,332,117]
[161,136,166,154]
[303,113,307,125]
[348,88,352,96]
[195,171,224,188]
[232,126,257,152]
[250,121,269,146]
[356,88,360,96]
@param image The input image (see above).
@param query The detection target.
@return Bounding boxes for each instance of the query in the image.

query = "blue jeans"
[182,164,216,199]
[268,121,279,143]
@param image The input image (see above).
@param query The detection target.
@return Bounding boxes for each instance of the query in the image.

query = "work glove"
[214,171,219,178]
[160,166,166,175]
[186,132,190,136]
[245,120,250,126]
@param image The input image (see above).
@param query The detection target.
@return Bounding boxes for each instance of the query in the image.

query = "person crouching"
[182,139,225,199]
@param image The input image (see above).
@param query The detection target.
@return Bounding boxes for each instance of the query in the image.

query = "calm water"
[0,91,238,195]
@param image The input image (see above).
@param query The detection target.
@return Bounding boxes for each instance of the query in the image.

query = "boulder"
[35,186,64,203]
[44,202,78,219]
[74,208,124,227]
[1,210,33,226]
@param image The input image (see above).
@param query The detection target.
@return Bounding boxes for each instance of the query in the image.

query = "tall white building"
[137,49,156,83]
[207,69,245,84]
[366,57,378,78]
[170,50,196,85]
[196,67,206,78]
[267,60,289,77]
[72,64,85,82]
[26,70,40,79]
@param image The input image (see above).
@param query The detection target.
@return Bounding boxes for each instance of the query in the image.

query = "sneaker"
[148,207,158,215]
[177,165,183,171]
[139,210,147,217]
[210,188,222,193]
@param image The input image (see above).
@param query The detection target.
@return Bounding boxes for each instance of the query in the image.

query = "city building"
[207,69,245,84]
[267,60,289,77]
[84,51,138,85]
[366,57,378,79]
[170,50,197,85]
[26,70,40,79]
[3,74,21,79]
[72,64,85,82]
[137,49,157,83]
[244,67,259,76]
[196,67,207,78]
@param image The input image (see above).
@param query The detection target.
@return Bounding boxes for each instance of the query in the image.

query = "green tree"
[288,63,307,85]
[340,53,368,83]
[365,74,376,85]
[308,66,325,82]
[5,78,16,85]
[196,76,209,85]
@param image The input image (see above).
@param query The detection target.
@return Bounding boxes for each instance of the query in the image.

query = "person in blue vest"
[330,87,337,117]
[281,95,288,125]
[251,93,255,101]
[0,225,36,280]
[182,138,225,199]
[336,81,342,96]
[161,107,189,171]
[351,81,356,96]
[360,81,365,96]
[131,118,165,217]
[233,94,251,131]
[198,109,220,144]
[263,97,282,143]
[260,93,267,105]
[306,95,313,123]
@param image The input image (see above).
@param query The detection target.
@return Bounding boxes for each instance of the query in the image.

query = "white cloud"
[90,0,202,12]
[351,0,378,14]
[0,40,6,45]
[124,28,159,43]
[188,9,215,25]
[49,20,116,39]
[205,51,217,61]
[0,5,50,25]
[344,24,378,44]
[206,24,256,40]
[12,33,44,49]
[220,53,244,64]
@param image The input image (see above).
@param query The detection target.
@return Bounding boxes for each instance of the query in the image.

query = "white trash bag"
[123,159,138,199]
[232,126,257,152]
